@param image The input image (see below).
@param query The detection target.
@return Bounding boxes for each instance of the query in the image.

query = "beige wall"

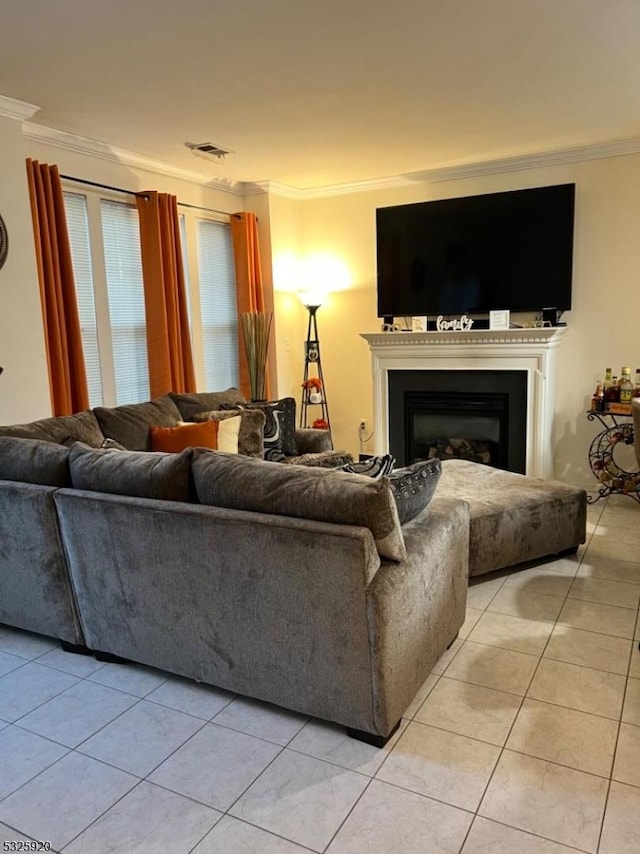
[295,155,640,485]
[0,117,50,423]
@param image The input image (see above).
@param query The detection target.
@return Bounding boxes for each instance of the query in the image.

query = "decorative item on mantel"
[240,310,273,403]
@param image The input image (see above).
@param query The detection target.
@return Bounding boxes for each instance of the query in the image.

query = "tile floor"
[0,494,639,853]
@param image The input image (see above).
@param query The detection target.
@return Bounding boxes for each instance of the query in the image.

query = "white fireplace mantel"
[360,327,567,479]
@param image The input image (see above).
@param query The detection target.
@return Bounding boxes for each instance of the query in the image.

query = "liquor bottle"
[604,367,613,390]
[619,367,633,406]
[605,377,620,408]
[634,368,640,398]
[591,382,603,412]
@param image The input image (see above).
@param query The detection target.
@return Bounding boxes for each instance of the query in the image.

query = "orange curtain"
[136,191,196,397]
[230,212,272,399]
[26,159,89,415]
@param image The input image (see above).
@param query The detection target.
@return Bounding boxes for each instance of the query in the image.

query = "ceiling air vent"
[185,141,234,161]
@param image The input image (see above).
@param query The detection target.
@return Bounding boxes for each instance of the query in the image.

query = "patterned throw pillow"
[340,454,395,479]
[221,398,297,461]
[388,458,442,524]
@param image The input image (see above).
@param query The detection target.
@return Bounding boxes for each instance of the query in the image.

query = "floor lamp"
[298,289,331,437]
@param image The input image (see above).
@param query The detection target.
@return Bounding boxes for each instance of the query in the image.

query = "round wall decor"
[0,214,7,270]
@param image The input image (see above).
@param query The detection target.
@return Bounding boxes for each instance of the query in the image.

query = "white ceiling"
[3,0,640,190]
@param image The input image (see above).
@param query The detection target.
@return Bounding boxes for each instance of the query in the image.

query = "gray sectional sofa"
[0,390,469,743]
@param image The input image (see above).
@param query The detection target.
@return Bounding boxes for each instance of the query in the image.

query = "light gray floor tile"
[0,726,68,799]
[568,576,640,609]
[599,780,640,854]
[557,598,636,639]
[403,673,439,719]
[479,750,608,852]
[466,577,505,609]
[430,637,463,675]
[622,677,640,725]
[487,587,565,623]
[0,751,136,851]
[88,661,168,697]
[584,536,640,565]
[458,606,484,639]
[79,699,204,776]
[212,697,308,746]
[590,524,640,547]
[18,679,137,748]
[578,555,640,586]
[0,823,36,846]
[0,630,57,660]
[326,778,473,854]
[630,643,640,678]
[64,780,221,854]
[462,816,587,853]
[376,721,500,811]
[543,625,632,675]
[443,641,539,696]
[193,815,309,853]
[613,722,640,787]
[502,567,574,597]
[467,611,554,656]
[528,658,626,720]
[35,647,105,677]
[146,675,235,720]
[230,749,369,852]
[0,662,78,722]
[415,676,521,746]
[288,718,406,776]
[149,722,281,810]
[0,650,26,678]
[506,698,618,776]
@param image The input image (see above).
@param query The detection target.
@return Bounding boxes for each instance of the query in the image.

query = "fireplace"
[389,370,527,471]
[360,327,566,479]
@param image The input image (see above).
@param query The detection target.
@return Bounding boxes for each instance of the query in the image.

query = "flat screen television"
[376,183,575,318]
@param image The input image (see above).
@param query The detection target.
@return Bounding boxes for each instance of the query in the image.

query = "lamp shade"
[298,286,327,308]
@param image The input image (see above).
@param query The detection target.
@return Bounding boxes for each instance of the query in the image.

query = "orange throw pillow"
[150,420,219,453]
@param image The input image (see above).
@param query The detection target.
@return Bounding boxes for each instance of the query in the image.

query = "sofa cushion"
[93,395,182,451]
[169,388,246,422]
[389,458,442,524]
[69,443,194,502]
[150,420,220,453]
[192,450,407,562]
[0,436,71,487]
[193,409,266,458]
[222,397,297,460]
[0,410,105,447]
[283,449,354,468]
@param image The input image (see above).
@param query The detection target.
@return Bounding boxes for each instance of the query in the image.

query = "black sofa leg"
[347,718,401,748]
[60,640,92,656]
[94,650,131,664]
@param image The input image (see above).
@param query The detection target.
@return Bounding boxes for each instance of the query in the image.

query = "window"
[196,219,239,390]
[100,200,149,404]
[63,188,238,406]
[63,193,103,407]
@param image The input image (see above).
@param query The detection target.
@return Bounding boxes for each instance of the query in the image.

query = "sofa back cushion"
[150,420,219,453]
[169,388,246,422]
[0,437,71,486]
[69,443,194,502]
[194,409,265,458]
[192,450,407,562]
[0,410,105,447]
[93,395,182,450]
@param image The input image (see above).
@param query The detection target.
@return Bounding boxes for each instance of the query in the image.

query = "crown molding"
[22,122,244,195]
[0,94,40,122]
[242,179,303,199]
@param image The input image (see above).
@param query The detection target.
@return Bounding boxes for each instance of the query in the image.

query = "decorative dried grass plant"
[240,310,273,401]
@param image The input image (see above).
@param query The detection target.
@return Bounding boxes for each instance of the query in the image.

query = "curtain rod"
[60,174,234,218]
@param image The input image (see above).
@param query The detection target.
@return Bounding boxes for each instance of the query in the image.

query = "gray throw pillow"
[0,436,71,487]
[221,397,297,460]
[389,458,442,524]
[0,410,105,447]
[341,454,395,478]
[169,388,246,422]
[93,395,182,451]
[68,443,194,502]
[193,408,266,458]
[192,449,407,562]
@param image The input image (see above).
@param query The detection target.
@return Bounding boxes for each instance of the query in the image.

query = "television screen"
[376,184,575,318]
